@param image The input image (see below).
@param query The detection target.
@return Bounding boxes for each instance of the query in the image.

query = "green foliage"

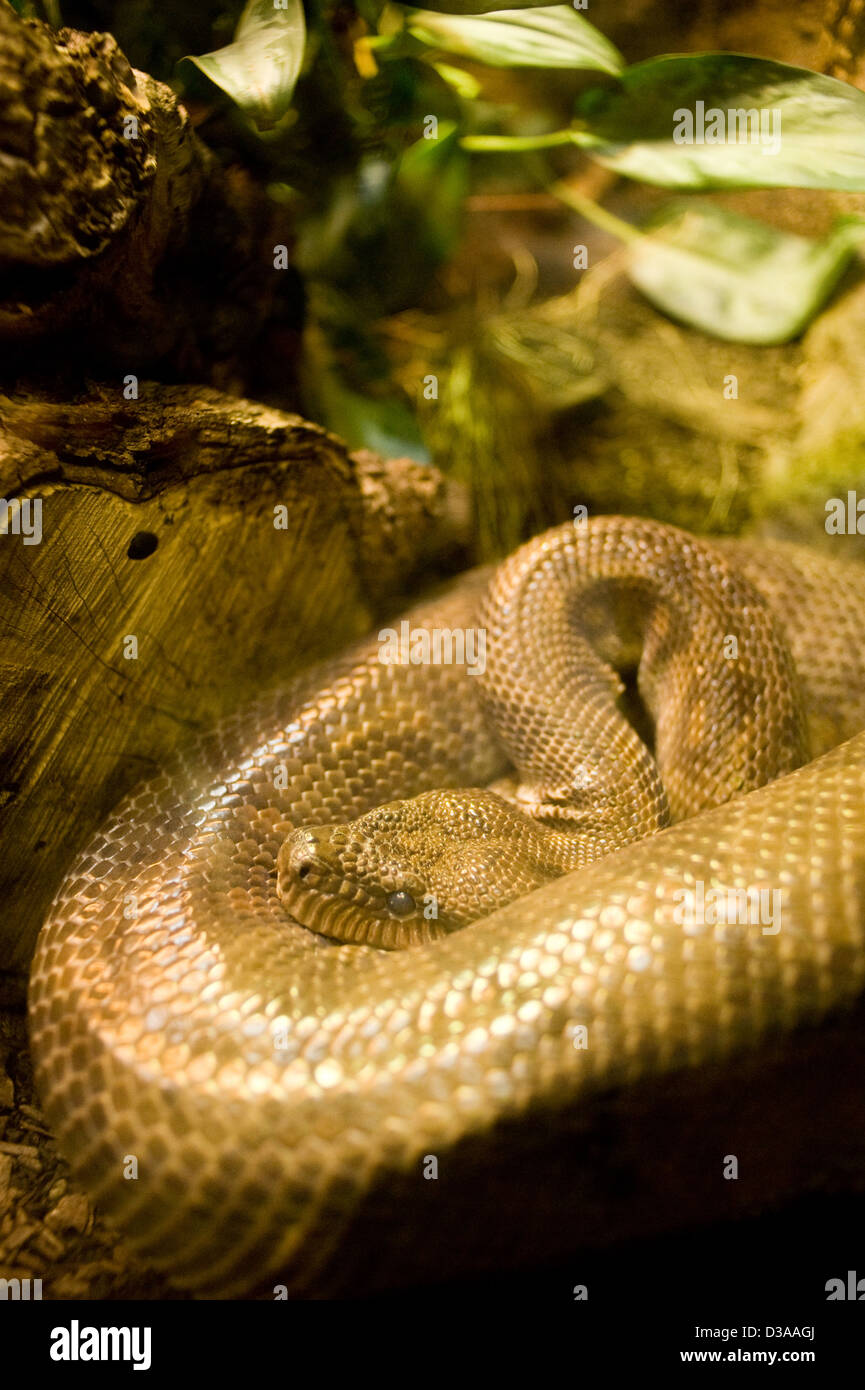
[573,55,865,191]
[182,0,307,130]
[297,123,467,315]
[464,54,865,196]
[398,0,554,10]
[627,205,865,345]
[174,1,865,550]
[399,5,623,74]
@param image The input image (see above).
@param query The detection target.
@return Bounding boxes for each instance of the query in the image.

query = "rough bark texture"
[0,1,296,386]
[0,383,469,989]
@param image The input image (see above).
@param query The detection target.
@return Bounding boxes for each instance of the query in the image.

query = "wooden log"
[0,0,291,383]
[0,383,468,989]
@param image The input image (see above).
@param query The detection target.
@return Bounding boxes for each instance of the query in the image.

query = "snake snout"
[281,828,332,882]
[276,828,350,933]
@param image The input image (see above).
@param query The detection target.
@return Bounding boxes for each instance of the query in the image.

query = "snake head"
[276,788,562,949]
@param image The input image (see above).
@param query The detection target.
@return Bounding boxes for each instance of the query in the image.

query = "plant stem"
[461,129,576,152]
[548,179,639,243]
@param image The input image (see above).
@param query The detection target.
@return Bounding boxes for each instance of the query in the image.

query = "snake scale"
[27,516,865,1296]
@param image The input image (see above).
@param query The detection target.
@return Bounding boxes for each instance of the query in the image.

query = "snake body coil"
[28,517,865,1296]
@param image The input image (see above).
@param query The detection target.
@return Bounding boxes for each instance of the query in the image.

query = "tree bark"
[0,0,294,387]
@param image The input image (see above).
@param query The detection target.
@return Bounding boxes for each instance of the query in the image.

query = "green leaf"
[627,203,865,344]
[298,127,467,314]
[397,122,469,263]
[573,54,865,190]
[315,369,429,460]
[182,0,306,130]
[404,0,557,9]
[405,5,624,74]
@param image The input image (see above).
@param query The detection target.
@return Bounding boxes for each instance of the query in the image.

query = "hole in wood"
[127,531,159,560]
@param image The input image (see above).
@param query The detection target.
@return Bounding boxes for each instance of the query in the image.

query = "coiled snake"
[28,517,865,1296]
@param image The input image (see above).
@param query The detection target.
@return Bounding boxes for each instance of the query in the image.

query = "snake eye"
[387,890,416,917]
